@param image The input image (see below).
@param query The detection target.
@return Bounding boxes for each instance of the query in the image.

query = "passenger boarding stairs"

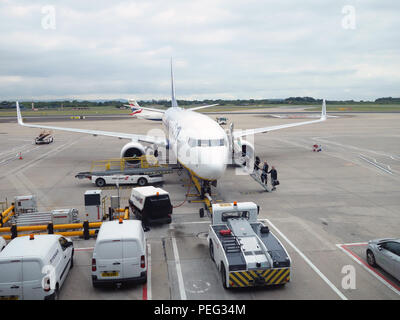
[249,169,270,192]
[236,159,270,192]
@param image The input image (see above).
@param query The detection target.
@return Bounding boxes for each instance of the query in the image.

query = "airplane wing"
[233,100,327,138]
[16,102,167,146]
[188,104,219,111]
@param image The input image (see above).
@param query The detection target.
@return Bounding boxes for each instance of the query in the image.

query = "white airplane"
[126,99,163,121]
[16,61,327,195]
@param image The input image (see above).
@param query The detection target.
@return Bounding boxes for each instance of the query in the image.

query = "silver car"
[366,238,400,281]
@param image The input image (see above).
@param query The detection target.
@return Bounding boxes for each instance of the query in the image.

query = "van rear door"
[96,240,123,280]
[22,259,44,300]
[145,195,172,220]
[122,240,141,278]
[0,258,23,300]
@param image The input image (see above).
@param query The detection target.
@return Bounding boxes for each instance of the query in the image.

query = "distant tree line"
[1,97,399,109]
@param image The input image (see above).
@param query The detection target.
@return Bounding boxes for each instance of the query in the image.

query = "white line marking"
[171,221,210,226]
[74,247,94,252]
[340,242,368,246]
[336,244,400,296]
[147,243,152,300]
[263,218,348,300]
[0,140,79,180]
[359,154,393,175]
[170,225,187,300]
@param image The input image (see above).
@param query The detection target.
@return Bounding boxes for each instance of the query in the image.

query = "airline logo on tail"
[128,100,143,116]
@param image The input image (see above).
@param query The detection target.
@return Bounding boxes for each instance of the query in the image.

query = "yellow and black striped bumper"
[229,268,290,288]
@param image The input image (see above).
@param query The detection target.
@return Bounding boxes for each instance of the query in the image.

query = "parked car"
[366,238,400,281]
[91,219,147,288]
[0,234,74,300]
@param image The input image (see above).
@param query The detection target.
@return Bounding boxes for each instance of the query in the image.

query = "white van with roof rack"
[0,234,74,300]
[91,219,147,287]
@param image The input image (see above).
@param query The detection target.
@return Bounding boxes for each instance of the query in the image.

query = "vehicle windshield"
[221,211,249,221]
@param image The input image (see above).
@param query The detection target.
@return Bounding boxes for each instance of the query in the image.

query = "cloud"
[0,0,399,100]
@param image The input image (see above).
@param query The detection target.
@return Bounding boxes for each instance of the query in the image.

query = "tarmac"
[0,111,399,300]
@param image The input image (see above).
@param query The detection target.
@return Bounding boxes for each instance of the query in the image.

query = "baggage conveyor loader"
[207,201,291,289]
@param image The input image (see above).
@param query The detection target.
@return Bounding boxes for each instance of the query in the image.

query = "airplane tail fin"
[170,58,178,108]
[128,99,143,115]
[321,99,327,120]
[16,101,24,125]
[128,99,141,109]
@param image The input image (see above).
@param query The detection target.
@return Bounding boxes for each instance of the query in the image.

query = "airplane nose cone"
[199,162,226,180]
[197,148,228,180]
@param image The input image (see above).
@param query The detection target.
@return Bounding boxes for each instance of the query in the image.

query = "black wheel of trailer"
[95,178,106,187]
[221,263,228,289]
[209,241,214,262]
[138,177,148,186]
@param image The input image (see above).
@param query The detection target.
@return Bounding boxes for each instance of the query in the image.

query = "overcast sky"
[1,0,399,101]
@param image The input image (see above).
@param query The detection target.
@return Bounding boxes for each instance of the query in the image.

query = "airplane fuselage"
[162,107,229,181]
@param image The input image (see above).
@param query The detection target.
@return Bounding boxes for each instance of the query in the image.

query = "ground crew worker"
[261,161,269,185]
[268,166,278,191]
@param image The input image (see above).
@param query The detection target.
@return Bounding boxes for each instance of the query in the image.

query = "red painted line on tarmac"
[142,283,147,300]
[340,244,400,291]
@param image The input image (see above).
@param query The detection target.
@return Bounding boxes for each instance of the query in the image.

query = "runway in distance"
[16,61,327,193]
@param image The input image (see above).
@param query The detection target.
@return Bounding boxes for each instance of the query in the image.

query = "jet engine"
[120,141,146,164]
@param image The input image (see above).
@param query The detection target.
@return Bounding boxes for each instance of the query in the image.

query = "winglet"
[16,101,24,125]
[321,99,327,120]
[170,58,178,108]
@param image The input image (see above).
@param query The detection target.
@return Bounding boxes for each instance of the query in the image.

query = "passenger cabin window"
[188,138,226,147]
[221,211,250,221]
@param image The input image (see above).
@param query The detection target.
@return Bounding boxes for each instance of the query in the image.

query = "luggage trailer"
[75,167,173,187]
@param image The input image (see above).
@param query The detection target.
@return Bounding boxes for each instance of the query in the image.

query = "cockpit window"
[188,138,197,147]
[188,138,226,147]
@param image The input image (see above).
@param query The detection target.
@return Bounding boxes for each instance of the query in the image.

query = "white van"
[92,220,147,287]
[0,234,74,300]
[0,237,6,252]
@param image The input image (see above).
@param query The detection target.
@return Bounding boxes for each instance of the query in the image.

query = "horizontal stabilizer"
[123,105,165,113]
